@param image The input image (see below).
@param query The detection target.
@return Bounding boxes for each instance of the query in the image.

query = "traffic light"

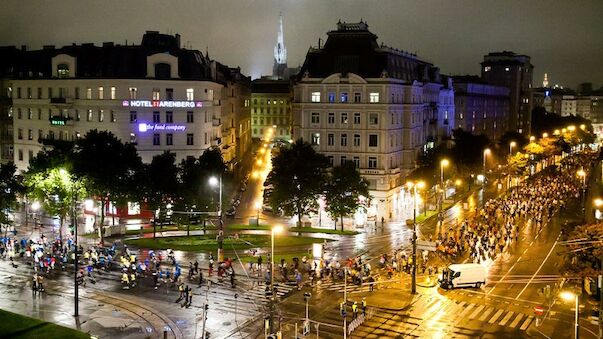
[303,320,310,335]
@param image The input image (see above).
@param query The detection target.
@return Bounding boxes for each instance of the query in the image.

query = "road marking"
[520,316,533,330]
[499,311,514,326]
[488,309,505,324]
[479,307,494,321]
[459,303,475,317]
[515,233,560,300]
[509,313,524,328]
[469,305,485,319]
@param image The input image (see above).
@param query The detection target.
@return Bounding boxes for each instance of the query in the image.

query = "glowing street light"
[530,136,535,142]
[543,132,549,138]
[439,159,450,222]
[594,198,603,208]
[509,141,517,155]
[559,291,579,339]
[568,125,576,132]
[209,175,223,261]
[580,124,586,130]
[406,180,425,295]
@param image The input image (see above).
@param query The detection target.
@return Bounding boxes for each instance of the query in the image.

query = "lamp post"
[577,169,586,217]
[509,141,516,155]
[407,180,425,295]
[209,175,223,262]
[31,201,40,235]
[482,149,491,207]
[560,291,579,339]
[269,225,283,335]
[439,159,449,223]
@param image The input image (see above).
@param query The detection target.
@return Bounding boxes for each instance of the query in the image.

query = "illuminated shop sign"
[49,116,68,126]
[138,123,186,132]
[122,100,202,108]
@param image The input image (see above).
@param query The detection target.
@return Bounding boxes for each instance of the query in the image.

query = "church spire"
[543,73,549,88]
[274,12,287,65]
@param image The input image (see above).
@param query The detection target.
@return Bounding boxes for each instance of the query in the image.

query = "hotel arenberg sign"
[138,123,186,132]
[122,100,203,108]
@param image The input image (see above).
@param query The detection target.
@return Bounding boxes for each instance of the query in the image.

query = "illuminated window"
[129,87,137,99]
[340,92,348,103]
[87,110,92,122]
[110,110,116,122]
[341,113,348,124]
[327,133,334,146]
[328,92,335,103]
[369,93,380,103]
[57,64,69,78]
[86,88,92,99]
[484,66,491,72]
[312,133,320,145]
[186,88,194,101]
[98,86,104,99]
[505,67,510,72]
[110,86,116,99]
[311,92,320,102]
[98,110,104,122]
[152,88,160,100]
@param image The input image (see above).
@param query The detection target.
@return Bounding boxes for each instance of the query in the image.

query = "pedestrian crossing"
[354,294,535,337]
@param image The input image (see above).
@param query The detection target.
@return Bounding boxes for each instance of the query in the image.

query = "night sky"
[1,0,601,89]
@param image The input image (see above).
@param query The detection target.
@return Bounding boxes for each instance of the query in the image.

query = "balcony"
[360,168,386,175]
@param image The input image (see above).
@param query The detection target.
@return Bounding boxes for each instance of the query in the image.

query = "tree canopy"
[559,223,603,278]
[325,161,370,230]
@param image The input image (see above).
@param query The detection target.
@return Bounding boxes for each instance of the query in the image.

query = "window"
[484,66,491,72]
[98,86,104,99]
[311,112,320,124]
[327,156,334,166]
[187,111,194,123]
[369,134,378,147]
[153,111,160,123]
[369,113,379,125]
[354,92,361,103]
[353,157,360,168]
[340,133,347,147]
[166,88,174,101]
[153,133,160,146]
[155,63,171,79]
[311,92,320,102]
[27,87,31,99]
[110,110,116,122]
[166,111,173,123]
[74,87,79,99]
[98,110,104,122]
[27,109,32,120]
[354,112,361,124]
[505,67,510,72]
[328,113,335,124]
[328,92,335,103]
[38,130,43,141]
[16,87,21,98]
[48,87,53,98]
[312,133,320,145]
[341,113,348,124]
[340,156,347,165]
[207,89,214,100]
[28,129,33,140]
[152,88,160,100]
[186,88,194,101]
[340,92,348,103]
[130,133,137,144]
[166,133,173,145]
[37,87,42,99]
[38,109,42,120]
[327,133,334,146]
[17,128,22,140]
[86,88,92,99]
[57,64,69,78]
[369,93,379,103]
[368,157,377,169]
[353,134,360,147]
[129,87,137,99]
[18,149,23,161]
[87,110,93,122]
[130,111,137,123]
[186,133,194,145]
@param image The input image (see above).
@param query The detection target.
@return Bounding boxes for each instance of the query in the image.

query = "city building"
[0,46,22,164]
[3,31,250,173]
[481,51,533,134]
[452,75,510,141]
[293,20,454,222]
[251,79,292,140]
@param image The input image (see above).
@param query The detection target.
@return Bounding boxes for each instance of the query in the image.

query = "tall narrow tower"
[543,73,549,88]
[273,13,288,79]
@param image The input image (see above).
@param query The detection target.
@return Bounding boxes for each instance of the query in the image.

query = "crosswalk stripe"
[498,311,514,326]
[488,309,505,324]
[469,305,485,319]
[459,303,475,317]
[509,313,524,328]
[519,316,533,330]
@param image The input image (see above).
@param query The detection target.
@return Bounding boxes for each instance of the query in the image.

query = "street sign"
[534,305,544,316]
[416,240,436,251]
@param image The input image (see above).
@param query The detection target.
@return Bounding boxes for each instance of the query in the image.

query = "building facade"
[452,76,510,141]
[251,79,292,140]
[293,21,454,222]
[481,51,533,135]
[3,31,250,172]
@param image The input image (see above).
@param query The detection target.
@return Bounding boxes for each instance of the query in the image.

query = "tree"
[25,168,85,242]
[0,163,24,232]
[267,139,330,226]
[325,161,369,231]
[144,152,179,236]
[507,152,529,176]
[450,129,491,173]
[72,130,142,242]
[559,223,603,278]
[178,148,227,211]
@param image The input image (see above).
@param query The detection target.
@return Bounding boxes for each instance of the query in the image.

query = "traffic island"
[0,309,90,339]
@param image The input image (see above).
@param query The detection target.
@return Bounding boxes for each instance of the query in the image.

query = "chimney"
[175,33,181,49]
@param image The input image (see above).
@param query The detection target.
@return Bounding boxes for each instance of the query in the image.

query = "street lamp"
[31,201,40,232]
[594,198,603,208]
[580,124,586,131]
[577,169,586,216]
[560,291,579,339]
[269,225,283,334]
[509,141,517,155]
[208,175,223,262]
[530,136,536,142]
[407,180,425,295]
[568,125,576,132]
[439,159,449,222]
[543,132,549,139]
[482,149,491,207]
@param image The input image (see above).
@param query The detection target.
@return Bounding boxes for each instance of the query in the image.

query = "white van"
[439,263,486,289]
